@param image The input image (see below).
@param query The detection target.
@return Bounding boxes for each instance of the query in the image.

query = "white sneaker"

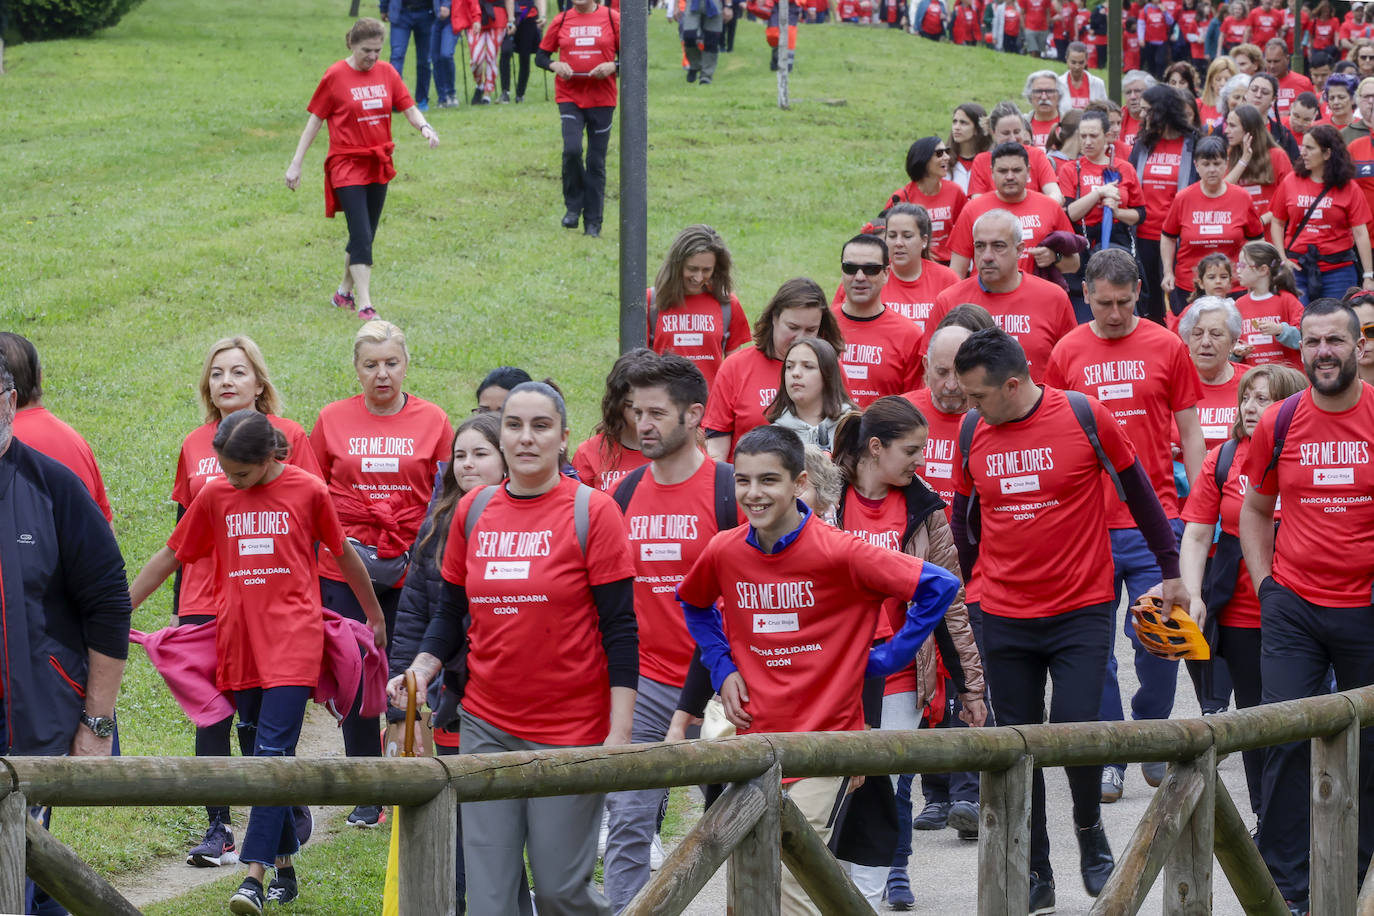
[650,833,665,870]
[597,808,610,857]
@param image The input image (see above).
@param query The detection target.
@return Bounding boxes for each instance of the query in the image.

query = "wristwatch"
[79,710,116,739]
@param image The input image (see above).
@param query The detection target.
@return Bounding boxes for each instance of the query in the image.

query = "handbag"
[347,537,410,589]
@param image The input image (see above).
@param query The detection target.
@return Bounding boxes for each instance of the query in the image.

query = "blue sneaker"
[186,817,238,868]
[885,867,915,909]
[416,99,429,111]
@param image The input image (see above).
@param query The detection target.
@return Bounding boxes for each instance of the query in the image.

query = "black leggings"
[1137,236,1166,324]
[558,102,615,227]
[1216,624,1263,816]
[500,17,542,97]
[335,182,388,266]
[319,576,401,762]
[181,613,257,824]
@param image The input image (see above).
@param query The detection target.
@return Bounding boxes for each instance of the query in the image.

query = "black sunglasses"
[841,261,888,277]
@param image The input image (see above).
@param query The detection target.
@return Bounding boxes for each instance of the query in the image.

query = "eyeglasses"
[841,261,888,277]
[1360,54,1374,60]
[1032,88,1058,96]
[935,148,952,156]
[1363,322,1374,341]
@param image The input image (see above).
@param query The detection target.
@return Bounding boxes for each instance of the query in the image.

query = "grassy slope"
[0,0,1043,891]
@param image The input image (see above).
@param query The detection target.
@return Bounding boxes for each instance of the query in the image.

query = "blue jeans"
[390,8,436,105]
[430,17,458,102]
[1099,520,1185,777]
[1294,260,1358,305]
[235,685,311,866]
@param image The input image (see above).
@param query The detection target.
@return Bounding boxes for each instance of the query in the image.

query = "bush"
[12,0,145,42]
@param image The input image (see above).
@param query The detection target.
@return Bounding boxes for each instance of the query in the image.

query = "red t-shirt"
[1029,115,1060,149]
[677,514,927,735]
[1221,16,1248,45]
[1274,71,1315,117]
[1270,174,1374,261]
[930,273,1077,383]
[1234,291,1305,368]
[1024,0,1049,29]
[307,60,413,192]
[1064,71,1093,110]
[1179,8,1205,55]
[955,387,1137,616]
[309,394,453,583]
[1247,7,1282,44]
[540,4,621,108]
[833,307,925,407]
[1044,320,1202,525]
[619,459,740,687]
[1347,135,1374,229]
[1235,147,1295,219]
[1179,439,1263,627]
[839,488,919,695]
[169,465,345,691]
[953,3,979,41]
[1189,365,1250,450]
[1141,5,1170,41]
[12,407,113,523]
[1057,157,1145,228]
[1123,30,1141,70]
[921,1,944,31]
[904,388,962,519]
[703,347,782,459]
[648,291,750,386]
[1246,386,1374,607]
[1137,136,1189,240]
[967,146,1060,197]
[173,416,321,617]
[1119,111,1142,150]
[1161,184,1265,290]
[885,180,969,262]
[879,261,959,332]
[440,477,635,744]
[947,190,1077,273]
[1003,4,1021,35]
[1053,0,1078,39]
[571,432,650,492]
[1308,15,1339,48]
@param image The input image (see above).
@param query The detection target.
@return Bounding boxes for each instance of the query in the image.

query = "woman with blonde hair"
[1201,56,1239,124]
[310,319,453,826]
[647,225,749,385]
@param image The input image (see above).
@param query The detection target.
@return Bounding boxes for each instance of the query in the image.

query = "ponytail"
[213,409,289,465]
[830,396,928,483]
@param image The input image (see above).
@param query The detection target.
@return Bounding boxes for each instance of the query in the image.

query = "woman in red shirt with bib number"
[285,18,439,322]
[310,320,452,827]
[538,0,620,238]
[885,137,968,264]
[172,337,321,870]
[391,382,637,916]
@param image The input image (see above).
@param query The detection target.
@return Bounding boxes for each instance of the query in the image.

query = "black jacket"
[0,439,130,755]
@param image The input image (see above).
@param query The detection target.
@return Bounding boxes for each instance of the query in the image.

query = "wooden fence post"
[399,783,457,916]
[1312,713,1360,915]
[1211,780,1289,916]
[979,755,1032,916]
[1163,747,1216,915]
[777,795,872,913]
[24,816,140,916]
[0,793,26,914]
[727,762,781,916]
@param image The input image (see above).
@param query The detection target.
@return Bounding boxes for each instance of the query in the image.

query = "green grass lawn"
[1,0,1061,903]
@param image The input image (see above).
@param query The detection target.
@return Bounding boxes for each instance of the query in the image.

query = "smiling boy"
[676,424,959,915]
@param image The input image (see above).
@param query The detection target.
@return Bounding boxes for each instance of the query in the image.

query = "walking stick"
[460,30,471,101]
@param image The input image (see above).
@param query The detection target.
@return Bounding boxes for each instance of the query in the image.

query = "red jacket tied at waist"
[323,142,396,217]
[332,484,427,558]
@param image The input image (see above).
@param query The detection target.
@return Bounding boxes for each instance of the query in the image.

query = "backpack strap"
[611,464,650,514]
[1214,438,1237,494]
[574,483,592,555]
[1260,392,1303,486]
[1065,389,1126,502]
[721,296,732,351]
[463,484,501,541]
[957,408,983,544]
[713,461,739,532]
[647,287,657,345]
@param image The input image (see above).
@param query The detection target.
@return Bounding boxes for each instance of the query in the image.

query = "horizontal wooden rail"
[5,684,1373,808]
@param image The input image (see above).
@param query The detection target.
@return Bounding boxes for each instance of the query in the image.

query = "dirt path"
[114,704,356,909]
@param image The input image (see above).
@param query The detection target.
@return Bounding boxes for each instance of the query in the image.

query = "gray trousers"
[460,710,610,916]
[680,9,725,79]
[603,675,691,911]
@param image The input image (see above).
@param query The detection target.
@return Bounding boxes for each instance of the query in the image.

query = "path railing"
[5,685,1374,915]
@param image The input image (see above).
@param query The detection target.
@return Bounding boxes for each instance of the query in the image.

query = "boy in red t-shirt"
[678,425,958,916]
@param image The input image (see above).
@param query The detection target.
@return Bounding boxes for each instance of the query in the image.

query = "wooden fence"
[5,685,1374,915]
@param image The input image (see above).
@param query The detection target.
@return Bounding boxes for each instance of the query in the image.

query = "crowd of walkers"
[14,11,1374,916]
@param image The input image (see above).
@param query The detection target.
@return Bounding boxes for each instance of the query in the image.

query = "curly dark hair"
[1295,124,1355,186]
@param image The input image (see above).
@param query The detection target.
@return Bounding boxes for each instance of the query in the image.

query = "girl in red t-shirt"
[310,320,453,821]
[873,202,960,330]
[571,349,651,490]
[885,137,968,264]
[1178,363,1306,818]
[389,382,636,915]
[132,410,386,912]
[285,18,439,321]
[539,0,620,237]
[172,336,321,869]
[647,225,750,385]
[1232,241,1305,367]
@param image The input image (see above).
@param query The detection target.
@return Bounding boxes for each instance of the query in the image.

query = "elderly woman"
[1177,297,1250,451]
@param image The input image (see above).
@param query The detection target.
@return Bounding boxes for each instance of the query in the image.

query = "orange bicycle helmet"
[1130,594,1211,661]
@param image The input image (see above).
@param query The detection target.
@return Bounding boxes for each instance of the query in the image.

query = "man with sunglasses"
[930,208,1077,383]
[832,234,925,407]
[1240,298,1374,916]
[948,142,1080,280]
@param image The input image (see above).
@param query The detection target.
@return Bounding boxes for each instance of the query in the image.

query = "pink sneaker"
[332,290,356,311]
[357,305,378,321]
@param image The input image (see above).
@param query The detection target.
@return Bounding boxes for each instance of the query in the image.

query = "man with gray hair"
[1058,41,1107,112]
[931,208,1077,382]
[1121,70,1156,148]
[1044,248,1205,803]
[1264,37,1313,118]
[1024,69,1063,146]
